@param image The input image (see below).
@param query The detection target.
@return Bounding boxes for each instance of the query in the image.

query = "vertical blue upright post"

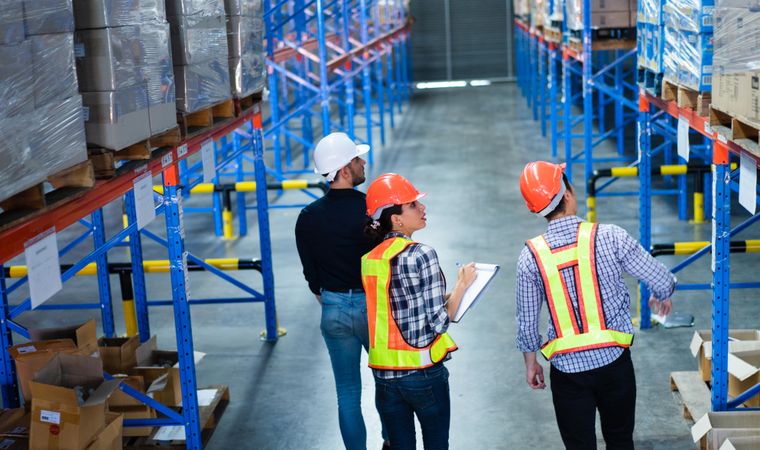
[550,44,559,160]
[253,124,278,341]
[91,208,115,337]
[162,165,202,449]
[124,191,150,342]
[234,135,249,236]
[539,39,547,138]
[563,51,574,183]
[0,266,19,408]
[375,30,387,145]
[341,0,355,139]
[582,0,594,183]
[615,50,625,155]
[264,0,283,177]
[711,141,731,411]
[638,97,653,329]
[359,0,374,161]
[316,0,331,136]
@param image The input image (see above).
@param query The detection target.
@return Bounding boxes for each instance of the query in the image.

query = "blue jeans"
[374,364,451,450]
[321,290,386,450]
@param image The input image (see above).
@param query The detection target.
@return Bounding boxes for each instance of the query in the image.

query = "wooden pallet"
[670,371,711,423]
[661,78,711,117]
[709,105,760,157]
[178,99,236,139]
[567,37,636,53]
[234,91,263,117]
[123,385,230,449]
[0,160,95,229]
[544,26,562,44]
[88,127,181,178]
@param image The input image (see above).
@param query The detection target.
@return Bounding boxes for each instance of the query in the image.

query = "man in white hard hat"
[295,133,388,450]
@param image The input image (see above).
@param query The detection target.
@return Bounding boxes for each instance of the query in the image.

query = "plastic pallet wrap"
[638,0,662,25]
[229,54,264,97]
[513,0,530,18]
[0,40,33,119]
[142,23,177,135]
[0,95,87,203]
[174,59,231,113]
[23,0,75,35]
[75,25,147,92]
[529,0,545,30]
[225,13,264,97]
[224,0,261,17]
[637,21,664,72]
[170,15,228,65]
[541,0,563,28]
[72,0,166,29]
[566,0,634,31]
[82,85,152,150]
[165,0,225,17]
[712,1,760,124]
[663,26,713,91]
[0,1,24,44]
[663,0,714,33]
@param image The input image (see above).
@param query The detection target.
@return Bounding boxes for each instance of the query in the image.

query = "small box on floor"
[28,319,99,357]
[692,411,760,450]
[9,339,77,404]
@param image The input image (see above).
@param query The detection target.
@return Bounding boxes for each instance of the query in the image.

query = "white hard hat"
[313,132,370,181]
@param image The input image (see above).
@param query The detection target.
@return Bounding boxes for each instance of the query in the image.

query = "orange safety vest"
[361,237,458,370]
[526,222,633,360]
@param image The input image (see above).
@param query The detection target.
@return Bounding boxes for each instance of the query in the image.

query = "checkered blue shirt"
[374,232,450,380]
[516,216,676,373]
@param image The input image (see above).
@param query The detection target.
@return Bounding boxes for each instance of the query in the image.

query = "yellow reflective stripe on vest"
[362,238,457,370]
[541,329,633,358]
[528,237,578,338]
[576,223,604,332]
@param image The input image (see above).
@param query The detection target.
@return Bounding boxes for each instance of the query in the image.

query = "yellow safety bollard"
[586,197,596,223]
[693,192,705,224]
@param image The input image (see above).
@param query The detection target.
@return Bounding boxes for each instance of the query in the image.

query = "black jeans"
[550,349,636,450]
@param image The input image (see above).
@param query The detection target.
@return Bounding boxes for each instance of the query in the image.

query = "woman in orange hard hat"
[515,161,677,449]
[360,173,476,450]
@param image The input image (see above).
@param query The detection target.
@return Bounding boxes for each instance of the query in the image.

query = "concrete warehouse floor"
[7,82,760,449]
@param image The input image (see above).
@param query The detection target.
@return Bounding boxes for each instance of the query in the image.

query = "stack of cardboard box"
[663,0,714,92]
[167,0,232,113]
[637,0,664,73]
[712,0,760,126]
[224,0,265,99]
[566,0,638,31]
[0,0,87,203]
[73,0,177,150]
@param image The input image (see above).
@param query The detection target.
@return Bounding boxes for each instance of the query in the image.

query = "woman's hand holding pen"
[446,262,477,320]
[457,263,477,289]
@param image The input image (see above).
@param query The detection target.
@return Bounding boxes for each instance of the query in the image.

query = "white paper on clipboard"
[452,263,500,323]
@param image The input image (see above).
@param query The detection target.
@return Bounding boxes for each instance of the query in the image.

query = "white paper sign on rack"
[201,140,216,183]
[678,116,690,162]
[24,229,62,308]
[133,171,156,229]
[739,152,758,214]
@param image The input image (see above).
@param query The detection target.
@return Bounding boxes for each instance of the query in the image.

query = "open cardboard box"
[97,335,139,374]
[9,339,77,404]
[29,353,121,450]
[29,320,99,357]
[0,408,28,437]
[109,405,155,437]
[728,350,760,407]
[85,412,123,450]
[692,411,760,450]
[129,336,204,407]
[720,435,760,450]
[690,330,760,382]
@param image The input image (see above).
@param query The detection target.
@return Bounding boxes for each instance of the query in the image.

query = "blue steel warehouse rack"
[0,106,272,449]
[263,0,411,181]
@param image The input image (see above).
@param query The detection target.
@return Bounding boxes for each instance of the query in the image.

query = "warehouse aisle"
[19,82,760,449]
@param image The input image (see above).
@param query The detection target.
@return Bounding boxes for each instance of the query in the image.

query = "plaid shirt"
[516,216,676,373]
[374,232,450,379]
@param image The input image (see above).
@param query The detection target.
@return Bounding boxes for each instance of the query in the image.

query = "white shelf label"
[739,152,758,215]
[183,251,191,301]
[678,116,690,162]
[40,410,60,425]
[161,152,173,168]
[24,229,62,309]
[133,172,156,230]
[704,122,712,136]
[201,140,216,183]
[17,345,36,354]
[177,143,188,158]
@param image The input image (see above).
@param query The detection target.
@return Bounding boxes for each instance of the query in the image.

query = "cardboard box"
[165,0,225,17]
[72,0,166,29]
[0,2,25,45]
[0,40,34,119]
[9,339,77,403]
[728,350,760,407]
[85,412,122,450]
[148,101,177,135]
[28,320,99,358]
[690,330,760,382]
[720,435,760,450]
[109,405,154,437]
[174,59,231,113]
[692,411,760,450]
[31,32,79,107]
[225,0,262,16]
[169,15,227,65]
[81,86,152,150]
[130,337,182,407]
[29,353,121,450]
[23,0,75,36]
[0,409,28,436]
[98,336,139,375]
[74,26,146,92]
[107,375,147,408]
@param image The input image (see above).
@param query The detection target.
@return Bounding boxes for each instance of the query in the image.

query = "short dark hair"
[545,175,573,221]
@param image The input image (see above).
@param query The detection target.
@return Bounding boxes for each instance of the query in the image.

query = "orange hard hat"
[520,161,567,216]
[366,173,426,219]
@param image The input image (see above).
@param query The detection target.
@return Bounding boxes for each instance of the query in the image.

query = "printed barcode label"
[17,345,36,354]
[177,144,188,158]
[74,43,85,57]
[704,123,713,136]
[40,410,60,425]
[703,75,712,86]
[161,152,173,168]
[82,106,90,122]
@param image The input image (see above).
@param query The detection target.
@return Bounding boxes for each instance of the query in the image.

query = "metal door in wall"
[410,0,514,82]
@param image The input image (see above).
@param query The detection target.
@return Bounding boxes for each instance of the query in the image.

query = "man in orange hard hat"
[515,161,677,449]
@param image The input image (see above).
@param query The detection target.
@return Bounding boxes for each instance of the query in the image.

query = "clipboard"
[452,263,500,323]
